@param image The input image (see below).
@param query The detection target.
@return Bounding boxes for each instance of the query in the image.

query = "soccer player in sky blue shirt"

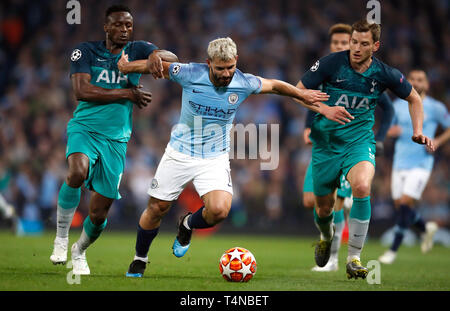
[379,70,450,264]
[117,37,338,278]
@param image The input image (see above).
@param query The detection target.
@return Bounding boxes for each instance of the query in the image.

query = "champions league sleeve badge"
[172,64,181,75]
[310,60,320,72]
[71,49,82,61]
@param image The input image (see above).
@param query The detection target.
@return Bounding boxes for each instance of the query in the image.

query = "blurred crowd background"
[0,0,449,240]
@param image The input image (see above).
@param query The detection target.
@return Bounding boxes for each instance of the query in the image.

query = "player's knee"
[148,200,171,218]
[398,195,414,207]
[352,181,371,197]
[303,194,315,209]
[67,166,88,187]
[316,206,333,218]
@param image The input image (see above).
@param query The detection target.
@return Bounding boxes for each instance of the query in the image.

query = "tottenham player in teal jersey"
[379,70,450,264]
[302,23,394,272]
[117,37,343,277]
[296,20,434,279]
[49,5,178,275]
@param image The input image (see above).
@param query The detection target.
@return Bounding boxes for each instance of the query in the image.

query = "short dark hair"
[328,23,352,38]
[105,4,132,21]
[351,19,381,42]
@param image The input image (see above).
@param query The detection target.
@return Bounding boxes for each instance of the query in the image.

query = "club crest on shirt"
[228,93,239,105]
[71,49,82,61]
[310,60,320,72]
[151,178,158,189]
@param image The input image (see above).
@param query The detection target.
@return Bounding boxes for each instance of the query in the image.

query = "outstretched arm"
[295,80,354,125]
[258,77,328,107]
[405,88,435,151]
[117,49,178,78]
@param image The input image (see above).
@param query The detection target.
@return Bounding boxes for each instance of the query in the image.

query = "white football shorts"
[147,144,233,201]
[391,168,431,201]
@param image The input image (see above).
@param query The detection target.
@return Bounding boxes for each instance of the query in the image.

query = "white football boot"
[50,237,68,265]
[421,221,438,253]
[311,256,338,272]
[71,243,90,275]
[379,249,397,264]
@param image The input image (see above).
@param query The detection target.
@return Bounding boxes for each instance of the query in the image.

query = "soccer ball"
[219,247,257,282]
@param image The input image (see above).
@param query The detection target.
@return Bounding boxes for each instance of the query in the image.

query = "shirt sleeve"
[375,92,394,141]
[169,62,193,87]
[243,73,262,94]
[435,101,450,128]
[132,40,159,60]
[69,43,91,76]
[301,53,337,89]
[384,66,412,100]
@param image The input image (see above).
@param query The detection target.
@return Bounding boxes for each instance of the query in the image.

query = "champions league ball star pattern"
[219,247,257,282]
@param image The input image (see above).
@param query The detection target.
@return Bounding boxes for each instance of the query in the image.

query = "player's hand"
[320,105,354,125]
[130,85,152,109]
[118,51,130,74]
[300,89,329,107]
[412,133,435,152]
[147,51,164,79]
[375,141,384,156]
[303,128,312,145]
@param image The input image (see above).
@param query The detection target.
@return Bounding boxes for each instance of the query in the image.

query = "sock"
[135,224,159,259]
[412,210,426,233]
[313,208,334,241]
[187,206,213,229]
[76,216,107,252]
[331,209,345,257]
[56,182,81,239]
[390,204,415,251]
[347,196,371,261]
[390,225,405,252]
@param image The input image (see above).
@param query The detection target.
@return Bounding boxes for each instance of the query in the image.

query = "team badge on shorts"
[172,64,181,75]
[71,49,82,61]
[310,60,320,72]
[151,178,159,189]
[228,93,239,105]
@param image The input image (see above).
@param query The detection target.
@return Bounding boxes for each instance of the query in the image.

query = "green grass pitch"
[0,230,449,291]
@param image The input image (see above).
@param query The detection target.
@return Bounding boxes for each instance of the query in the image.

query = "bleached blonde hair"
[207,37,237,61]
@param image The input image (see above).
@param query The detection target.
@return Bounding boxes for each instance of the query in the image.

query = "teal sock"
[334,209,345,224]
[56,182,81,238]
[314,208,334,241]
[57,182,81,209]
[77,216,108,252]
[349,196,371,221]
[83,216,107,239]
[348,196,371,261]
